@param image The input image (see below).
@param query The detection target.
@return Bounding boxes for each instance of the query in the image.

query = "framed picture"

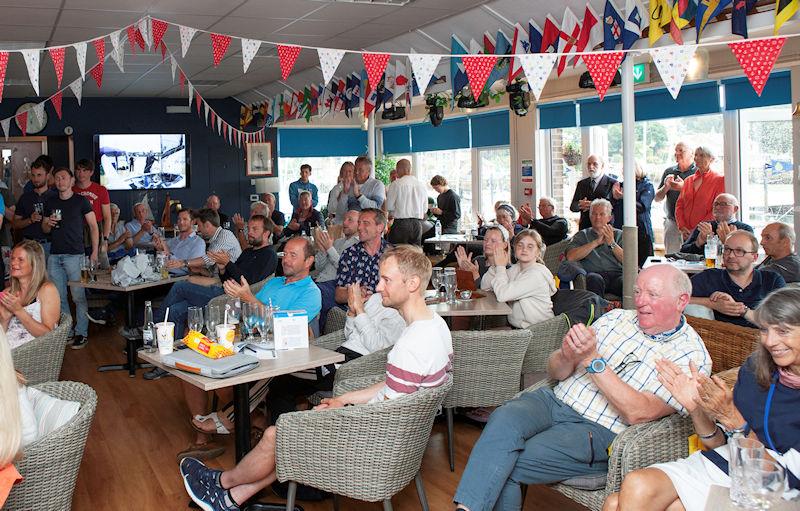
[246,141,273,176]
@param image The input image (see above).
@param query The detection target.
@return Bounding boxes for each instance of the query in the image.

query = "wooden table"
[643,256,708,274]
[424,234,483,251]
[426,290,511,329]
[68,272,189,377]
[704,484,797,510]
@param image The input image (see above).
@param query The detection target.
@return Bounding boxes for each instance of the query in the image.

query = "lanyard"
[763,373,778,452]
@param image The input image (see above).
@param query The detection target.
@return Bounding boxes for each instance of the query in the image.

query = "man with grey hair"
[260,192,285,238]
[565,198,624,297]
[570,154,619,231]
[656,142,696,254]
[205,194,229,227]
[385,158,428,245]
[519,196,569,246]
[348,155,386,211]
[680,193,752,254]
[690,230,785,327]
[758,222,800,283]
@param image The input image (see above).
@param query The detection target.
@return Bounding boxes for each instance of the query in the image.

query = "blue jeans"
[48,254,88,337]
[453,388,617,511]
[154,281,224,339]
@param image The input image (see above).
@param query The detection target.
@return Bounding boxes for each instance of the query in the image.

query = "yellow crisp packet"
[183,330,234,359]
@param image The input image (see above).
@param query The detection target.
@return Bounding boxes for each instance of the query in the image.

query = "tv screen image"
[97,134,188,190]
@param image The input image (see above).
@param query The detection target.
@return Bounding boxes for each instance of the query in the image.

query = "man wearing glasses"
[690,230,785,327]
[679,193,752,255]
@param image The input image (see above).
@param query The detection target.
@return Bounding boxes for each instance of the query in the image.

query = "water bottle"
[434,219,442,238]
[142,301,156,352]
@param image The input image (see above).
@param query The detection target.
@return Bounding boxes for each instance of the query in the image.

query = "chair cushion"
[26,387,80,438]
[560,472,607,490]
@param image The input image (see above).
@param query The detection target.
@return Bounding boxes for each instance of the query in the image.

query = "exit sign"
[633,63,648,84]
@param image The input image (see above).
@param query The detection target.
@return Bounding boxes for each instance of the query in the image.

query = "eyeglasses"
[713,201,734,207]
[615,352,642,377]
[723,246,757,257]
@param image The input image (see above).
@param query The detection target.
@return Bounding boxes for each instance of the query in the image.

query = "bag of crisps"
[183,330,234,359]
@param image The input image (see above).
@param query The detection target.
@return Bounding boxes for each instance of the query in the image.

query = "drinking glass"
[729,436,766,506]
[431,267,443,296]
[241,301,257,341]
[205,304,222,341]
[444,272,457,303]
[187,306,204,334]
[80,256,91,283]
[743,456,785,510]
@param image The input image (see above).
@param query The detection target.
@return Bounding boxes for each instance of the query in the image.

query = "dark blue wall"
[0,96,278,222]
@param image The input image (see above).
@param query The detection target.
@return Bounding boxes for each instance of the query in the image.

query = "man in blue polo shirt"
[690,230,785,327]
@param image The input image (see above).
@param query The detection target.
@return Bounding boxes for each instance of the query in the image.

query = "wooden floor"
[59,320,588,511]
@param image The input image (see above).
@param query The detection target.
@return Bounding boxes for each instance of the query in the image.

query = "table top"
[643,256,708,274]
[68,272,189,292]
[138,345,345,391]
[424,234,483,247]
[426,290,512,317]
[704,484,797,510]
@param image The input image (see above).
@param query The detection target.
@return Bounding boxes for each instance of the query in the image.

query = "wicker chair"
[207,276,272,310]
[5,381,98,511]
[332,346,392,387]
[324,306,347,335]
[544,238,571,275]
[686,315,759,373]
[522,314,570,387]
[12,314,72,385]
[275,376,453,511]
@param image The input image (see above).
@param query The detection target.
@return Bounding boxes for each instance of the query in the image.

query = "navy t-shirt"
[691,268,785,327]
[16,188,57,240]
[44,194,92,255]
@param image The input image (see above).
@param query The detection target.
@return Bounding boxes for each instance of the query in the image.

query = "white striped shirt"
[202,226,242,267]
[554,309,711,434]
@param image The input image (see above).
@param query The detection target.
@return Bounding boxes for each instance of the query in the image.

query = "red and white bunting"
[241,38,261,73]
[151,19,168,50]
[408,52,440,96]
[581,51,624,101]
[126,25,138,53]
[557,7,580,76]
[160,41,167,61]
[51,91,63,119]
[196,91,202,115]
[518,53,557,101]
[210,33,232,66]
[362,52,390,93]
[216,114,222,135]
[49,47,65,88]
[188,82,194,107]
[318,48,345,85]
[69,77,83,105]
[277,44,301,80]
[179,25,197,58]
[0,52,8,102]
[31,102,45,127]
[462,55,497,97]
[1,119,9,141]
[728,37,786,96]
[17,110,28,136]
[179,69,186,92]
[74,41,87,80]
[170,55,177,83]
[90,64,103,88]
[109,30,124,72]
[91,38,105,88]
[651,44,696,99]
[138,17,151,51]
[203,102,210,125]
[21,49,40,95]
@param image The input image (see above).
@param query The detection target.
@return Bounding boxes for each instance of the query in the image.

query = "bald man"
[679,193,752,255]
[385,158,429,245]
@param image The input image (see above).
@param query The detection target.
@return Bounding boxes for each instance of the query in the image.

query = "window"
[738,105,793,235]
[478,147,511,218]
[550,127,582,228]
[277,156,357,218]
[415,148,473,223]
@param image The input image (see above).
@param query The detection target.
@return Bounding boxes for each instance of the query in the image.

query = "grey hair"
[110,203,120,213]
[299,190,312,199]
[726,230,759,253]
[589,198,612,215]
[695,146,715,160]
[539,196,557,209]
[250,200,268,212]
[752,287,800,388]
[715,193,739,207]
[771,222,796,247]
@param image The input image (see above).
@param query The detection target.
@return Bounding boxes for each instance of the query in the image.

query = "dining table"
[426,289,511,328]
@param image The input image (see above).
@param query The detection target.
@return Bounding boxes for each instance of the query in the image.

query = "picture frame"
[245,141,274,176]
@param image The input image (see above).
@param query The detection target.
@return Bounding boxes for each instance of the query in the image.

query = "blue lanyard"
[763,373,778,452]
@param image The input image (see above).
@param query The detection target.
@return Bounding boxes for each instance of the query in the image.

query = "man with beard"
[153,209,206,276]
[570,154,618,231]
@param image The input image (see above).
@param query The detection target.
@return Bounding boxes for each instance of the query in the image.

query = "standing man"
[288,164,319,210]
[153,209,206,276]
[42,167,98,349]
[72,158,111,258]
[13,158,57,256]
[313,209,360,329]
[757,222,800,283]
[206,194,229,227]
[348,156,386,211]
[570,154,618,231]
[385,159,428,245]
[655,142,696,254]
[334,208,390,304]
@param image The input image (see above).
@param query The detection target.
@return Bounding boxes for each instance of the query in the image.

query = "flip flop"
[191,412,232,435]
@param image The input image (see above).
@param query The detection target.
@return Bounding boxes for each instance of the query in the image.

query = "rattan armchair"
[332,346,391,387]
[207,276,272,310]
[544,238,571,275]
[522,314,570,386]
[686,315,758,373]
[274,376,453,511]
[12,313,72,385]
[5,381,98,511]
[324,306,347,335]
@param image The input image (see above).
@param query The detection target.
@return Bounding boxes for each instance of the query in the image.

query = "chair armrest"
[332,347,391,388]
[523,314,569,374]
[333,374,386,395]
[312,330,346,351]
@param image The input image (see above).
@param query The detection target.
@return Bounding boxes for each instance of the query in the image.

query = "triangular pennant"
[188,82,194,107]
[109,30,124,72]
[277,44,301,80]
[17,111,28,136]
[651,45,697,99]
[93,37,105,65]
[179,69,186,92]
[49,47,65,88]
[73,41,87,79]
[581,51,625,101]
[69,78,83,105]
[0,52,8,102]
[0,119,9,141]
[362,52,390,92]
[170,55,177,83]
[126,25,137,53]
[518,53,558,101]
[138,17,151,50]
[134,28,146,51]
[216,115,222,135]
[31,102,45,127]
[51,91,63,119]
[90,63,103,89]
[179,25,197,58]
[408,53,440,96]
[241,38,261,73]
[196,91,202,116]
[318,48,345,85]
[160,41,166,62]
[210,33,232,66]
[151,18,168,49]
[21,50,40,95]
[728,38,786,96]
[204,102,210,125]
[461,55,497,97]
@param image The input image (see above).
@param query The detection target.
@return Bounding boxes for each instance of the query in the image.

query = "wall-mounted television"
[96,134,189,190]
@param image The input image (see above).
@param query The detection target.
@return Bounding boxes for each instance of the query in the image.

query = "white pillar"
[368,111,376,175]
[620,56,638,309]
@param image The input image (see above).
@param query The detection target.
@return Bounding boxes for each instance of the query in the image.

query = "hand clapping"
[562,323,598,366]
[223,276,251,300]
[656,359,701,413]
[455,246,478,274]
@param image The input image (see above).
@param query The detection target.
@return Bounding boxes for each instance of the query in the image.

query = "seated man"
[690,230,785,327]
[757,221,800,283]
[281,191,324,239]
[334,208,390,305]
[518,196,569,246]
[185,208,242,276]
[153,209,205,276]
[180,245,453,509]
[679,193,752,255]
[124,202,156,252]
[231,201,270,250]
[452,264,710,511]
[261,192,285,239]
[313,209,359,328]
[564,198,624,297]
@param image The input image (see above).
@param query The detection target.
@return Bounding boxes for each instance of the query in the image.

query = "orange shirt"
[0,463,22,507]
[674,170,725,232]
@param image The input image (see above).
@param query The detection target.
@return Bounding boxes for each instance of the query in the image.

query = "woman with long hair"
[0,328,24,506]
[1,240,60,349]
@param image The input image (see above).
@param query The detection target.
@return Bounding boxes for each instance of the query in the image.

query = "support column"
[791,66,800,254]
[368,111,376,173]
[620,56,638,309]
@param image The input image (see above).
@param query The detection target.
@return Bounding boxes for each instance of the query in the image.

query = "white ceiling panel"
[228,1,326,21]
[58,9,143,29]
[1,7,60,27]
[204,17,295,37]
[0,0,63,7]
[311,2,400,21]
[0,25,53,42]
[150,0,247,17]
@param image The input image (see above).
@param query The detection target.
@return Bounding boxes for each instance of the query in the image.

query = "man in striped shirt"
[453,264,710,511]
[181,245,452,511]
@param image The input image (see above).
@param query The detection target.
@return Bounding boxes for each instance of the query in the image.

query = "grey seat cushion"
[560,472,607,490]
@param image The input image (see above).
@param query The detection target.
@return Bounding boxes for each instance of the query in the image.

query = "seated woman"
[479,202,523,238]
[2,240,60,350]
[106,203,132,264]
[282,190,323,239]
[481,229,556,328]
[604,286,800,511]
[455,225,509,288]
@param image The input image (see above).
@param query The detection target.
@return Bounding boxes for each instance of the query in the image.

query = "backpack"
[551,289,611,326]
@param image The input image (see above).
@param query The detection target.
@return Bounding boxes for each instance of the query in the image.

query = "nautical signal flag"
[649,0,673,45]
[623,0,648,50]
[541,15,561,53]
[670,0,697,43]
[557,7,581,76]
[775,0,799,34]
[696,0,732,43]
[732,0,756,38]
[603,0,625,50]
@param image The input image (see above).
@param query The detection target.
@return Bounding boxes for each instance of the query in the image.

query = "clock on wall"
[15,103,47,134]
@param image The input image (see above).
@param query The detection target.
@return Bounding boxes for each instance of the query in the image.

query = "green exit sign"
[633,63,648,84]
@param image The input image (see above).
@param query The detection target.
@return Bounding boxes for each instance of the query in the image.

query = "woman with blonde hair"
[1,240,60,349]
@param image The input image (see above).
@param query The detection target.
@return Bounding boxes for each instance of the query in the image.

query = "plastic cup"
[156,322,175,355]
[216,324,235,349]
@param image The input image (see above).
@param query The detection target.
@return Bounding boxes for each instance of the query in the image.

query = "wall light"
[686,48,709,81]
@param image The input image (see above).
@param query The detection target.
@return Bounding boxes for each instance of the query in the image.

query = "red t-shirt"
[73,182,109,223]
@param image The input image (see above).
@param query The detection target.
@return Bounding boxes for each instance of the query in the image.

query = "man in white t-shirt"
[181,245,453,510]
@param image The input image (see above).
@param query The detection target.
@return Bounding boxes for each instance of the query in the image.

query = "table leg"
[97,291,152,377]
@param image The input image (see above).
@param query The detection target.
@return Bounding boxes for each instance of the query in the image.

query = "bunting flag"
[21,49,40,95]
[179,25,197,58]
[696,0,732,43]
[541,15,561,53]
[17,110,28,136]
[1,119,8,141]
[91,38,105,88]
[277,44,301,80]
[508,23,529,82]
[188,83,194,108]
[395,58,409,103]
[204,102,210,125]
[528,19,543,54]
[461,55,497,97]
[0,52,7,102]
[651,44,697,98]
[74,41,87,79]
[170,55,177,83]
[732,0,756,38]
[649,0,673,46]
[179,69,186,92]
[576,4,602,60]
[49,47,65,88]
[32,102,45,128]
[557,7,581,76]
[623,0,648,50]
[775,0,799,34]
[604,0,625,50]
[362,52,390,94]
[160,41,166,61]
[729,37,786,96]
[134,27,146,51]
[582,51,624,100]
[138,17,151,50]
[126,26,138,53]
[151,18,168,49]
[90,63,103,88]
[51,91,63,119]
[210,33,232,66]
[518,53,557,101]
[241,38,261,73]
[409,53,440,95]
[109,30,124,72]
[69,77,83,105]
[451,35,469,97]
[318,48,345,85]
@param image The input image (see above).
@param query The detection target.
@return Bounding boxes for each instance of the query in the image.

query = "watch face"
[589,358,606,373]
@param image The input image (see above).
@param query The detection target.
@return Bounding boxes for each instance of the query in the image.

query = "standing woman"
[675,146,725,241]
[612,162,655,265]
[327,161,355,225]
[429,175,461,234]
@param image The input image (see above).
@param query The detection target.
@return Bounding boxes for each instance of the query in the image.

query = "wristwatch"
[609,242,620,250]
[585,358,608,374]
[740,306,749,318]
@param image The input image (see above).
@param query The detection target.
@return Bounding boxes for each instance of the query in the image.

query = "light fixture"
[686,48,709,81]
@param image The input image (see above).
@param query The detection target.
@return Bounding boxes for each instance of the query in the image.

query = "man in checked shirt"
[453,264,711,511]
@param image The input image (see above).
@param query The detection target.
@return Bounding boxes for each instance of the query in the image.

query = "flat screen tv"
[96,134,189,190]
